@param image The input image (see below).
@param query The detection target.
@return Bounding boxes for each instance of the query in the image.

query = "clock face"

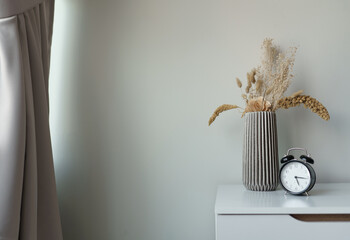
[280,161,311,194]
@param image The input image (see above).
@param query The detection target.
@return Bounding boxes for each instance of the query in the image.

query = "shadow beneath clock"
[307,189,329,196]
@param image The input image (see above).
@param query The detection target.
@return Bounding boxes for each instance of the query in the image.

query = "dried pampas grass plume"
[265,87,274,96]
[254,39,297,110]
[208,104,240,126]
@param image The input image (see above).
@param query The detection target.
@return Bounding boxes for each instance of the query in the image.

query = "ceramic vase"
[242,111,279,191]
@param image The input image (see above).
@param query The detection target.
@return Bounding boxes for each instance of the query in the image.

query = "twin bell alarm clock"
[279,148,316,195]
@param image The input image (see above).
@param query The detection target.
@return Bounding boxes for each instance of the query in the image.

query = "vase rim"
[245,111,276,114]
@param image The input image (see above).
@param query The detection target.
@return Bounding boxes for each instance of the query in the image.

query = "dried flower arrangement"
[208,39,330,126]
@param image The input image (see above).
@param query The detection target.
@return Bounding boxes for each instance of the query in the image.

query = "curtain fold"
[0,0,62,239]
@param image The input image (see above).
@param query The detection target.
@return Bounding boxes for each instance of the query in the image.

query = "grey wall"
[49,0,350,239]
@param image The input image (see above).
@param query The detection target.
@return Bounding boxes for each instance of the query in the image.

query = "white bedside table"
[215,183,350,240]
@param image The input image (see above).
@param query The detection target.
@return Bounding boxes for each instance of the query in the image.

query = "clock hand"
[294,176,300,186]
[295,176,308,179]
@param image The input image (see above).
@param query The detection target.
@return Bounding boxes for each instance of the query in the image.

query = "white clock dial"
[280,161,311,193]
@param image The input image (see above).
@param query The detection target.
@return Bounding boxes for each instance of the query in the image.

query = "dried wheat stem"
[290,89,303,98]
[208,104,240,126]
[277,95,330,121]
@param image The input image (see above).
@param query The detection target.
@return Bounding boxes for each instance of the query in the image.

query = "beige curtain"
[0,0,63,239]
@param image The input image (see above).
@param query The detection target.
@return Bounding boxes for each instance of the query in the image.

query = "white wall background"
[49,0,350,239]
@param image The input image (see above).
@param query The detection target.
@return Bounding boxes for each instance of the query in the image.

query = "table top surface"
[215,183,350,214]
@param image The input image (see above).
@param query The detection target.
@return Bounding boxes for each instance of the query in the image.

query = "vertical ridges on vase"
[242,112,279,191]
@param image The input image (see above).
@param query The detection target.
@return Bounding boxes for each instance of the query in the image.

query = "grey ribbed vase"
[242,112,279,191]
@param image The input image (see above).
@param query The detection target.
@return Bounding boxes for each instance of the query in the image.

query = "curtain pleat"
[0,0,62,239]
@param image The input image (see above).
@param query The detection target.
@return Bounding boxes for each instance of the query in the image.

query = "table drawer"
[216,214,350,240]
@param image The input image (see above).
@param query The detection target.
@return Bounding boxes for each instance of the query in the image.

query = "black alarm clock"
[279,148,316,195]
